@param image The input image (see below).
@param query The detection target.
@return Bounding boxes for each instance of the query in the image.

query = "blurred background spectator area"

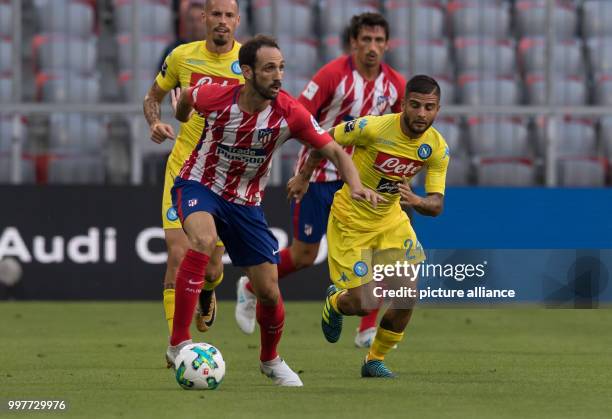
[0,0,611,187]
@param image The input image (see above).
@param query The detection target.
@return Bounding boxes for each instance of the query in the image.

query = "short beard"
[212,35,229,47]
[253,74,278,100]
[403,113,432,135]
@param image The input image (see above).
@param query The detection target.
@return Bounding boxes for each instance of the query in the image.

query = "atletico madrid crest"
[257,128,274,146]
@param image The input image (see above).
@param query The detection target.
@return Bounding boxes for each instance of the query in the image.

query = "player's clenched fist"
[286,174,310,202]
[351,187,386,208]
[150,121,175,144]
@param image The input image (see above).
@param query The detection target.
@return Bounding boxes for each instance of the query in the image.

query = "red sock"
[359,308,379,332]
[277,248,296,278]
[256,295,285,362]
[170,249,209,346]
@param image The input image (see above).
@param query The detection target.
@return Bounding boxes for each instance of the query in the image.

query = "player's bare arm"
[143,81,175,143]
[174,87,196,123]
[398,177,444,216]
[318,142,386,208]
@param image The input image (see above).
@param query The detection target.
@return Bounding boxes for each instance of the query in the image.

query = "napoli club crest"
[418,143,432,159]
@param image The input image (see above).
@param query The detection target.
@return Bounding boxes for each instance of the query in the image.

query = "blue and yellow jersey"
[155,40,244,169]
[331,113,450,230]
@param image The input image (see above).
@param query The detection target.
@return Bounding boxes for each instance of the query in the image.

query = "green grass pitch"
[0,302,611,419]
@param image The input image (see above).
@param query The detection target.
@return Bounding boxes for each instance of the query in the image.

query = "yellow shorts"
[162,160,224,247]
[327,211,425,290]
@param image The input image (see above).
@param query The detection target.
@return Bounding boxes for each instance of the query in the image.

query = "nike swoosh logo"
[272,249,280,255]
[188,279,204,285]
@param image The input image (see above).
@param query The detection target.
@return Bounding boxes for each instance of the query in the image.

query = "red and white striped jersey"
[179,83,332,206]
[294,55,406,182]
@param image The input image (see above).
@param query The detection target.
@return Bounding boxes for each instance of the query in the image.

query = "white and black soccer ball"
[174,343,225,390]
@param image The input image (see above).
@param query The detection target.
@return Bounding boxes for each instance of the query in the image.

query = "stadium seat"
[0,1,11,37]
[600,116,612,157]
[277,38,319,77]
[319,0,381,36]
[458,75,519,106]
[476,158,536,186]
[586,37,612,76]
[385,1,445,40]
[582,1,612,38]
[515,0,577,40]
[454,37,516,77]
[252,0,315,38]
[467,117,529,158]
[118,71,157,101]
[117,34,172,74]
[48,154,106,184]
[37,72,100,103]
[540,117,597,158]
[0,76,11,103]
[48,114,106,152]
[433,117,460,152]
[519,37,584,77]
[321,34,344,63]
[35,0,95,37]
[32,35,97,74]
[448,0,511,39]
[557,157,607,187]
[0,39,11,74]
[234,0,252,40]
[594,74,612,106]
[436,76,456,105]
[526,74,587,106]
[445,154,470,186]
[115,0,173,37]
[387,39,451,77]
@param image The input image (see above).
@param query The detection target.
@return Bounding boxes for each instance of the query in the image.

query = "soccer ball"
[174,343,225,390]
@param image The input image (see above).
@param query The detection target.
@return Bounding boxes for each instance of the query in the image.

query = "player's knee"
[205,260,223,282]
[255,284,280,306]
[188,234,217,254]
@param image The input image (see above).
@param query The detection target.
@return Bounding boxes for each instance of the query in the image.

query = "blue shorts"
[171,178,280,267]
[290,180,343,243]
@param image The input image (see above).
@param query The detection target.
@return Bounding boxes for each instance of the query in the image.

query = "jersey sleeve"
[297,65,338,115]
[425,138,450,195]
[332,115,375,147]
[155,46,181,91]
[187,84,217,116]
[287,101,333,149]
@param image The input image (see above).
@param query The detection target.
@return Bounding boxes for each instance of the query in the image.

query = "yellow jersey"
[331,113,450,230]
[155,40,244,168]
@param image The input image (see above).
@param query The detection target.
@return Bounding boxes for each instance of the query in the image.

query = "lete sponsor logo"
[373,152,424,177]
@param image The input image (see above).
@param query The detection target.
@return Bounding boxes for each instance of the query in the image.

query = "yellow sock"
[163,289,175,334]
[329,290,346,313]
[367,327,404,361]
[203,272,224,291]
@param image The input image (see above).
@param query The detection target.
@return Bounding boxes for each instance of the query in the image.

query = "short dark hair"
[239,34,280,69]
[405,75,441,99]
[349,12,390,41]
